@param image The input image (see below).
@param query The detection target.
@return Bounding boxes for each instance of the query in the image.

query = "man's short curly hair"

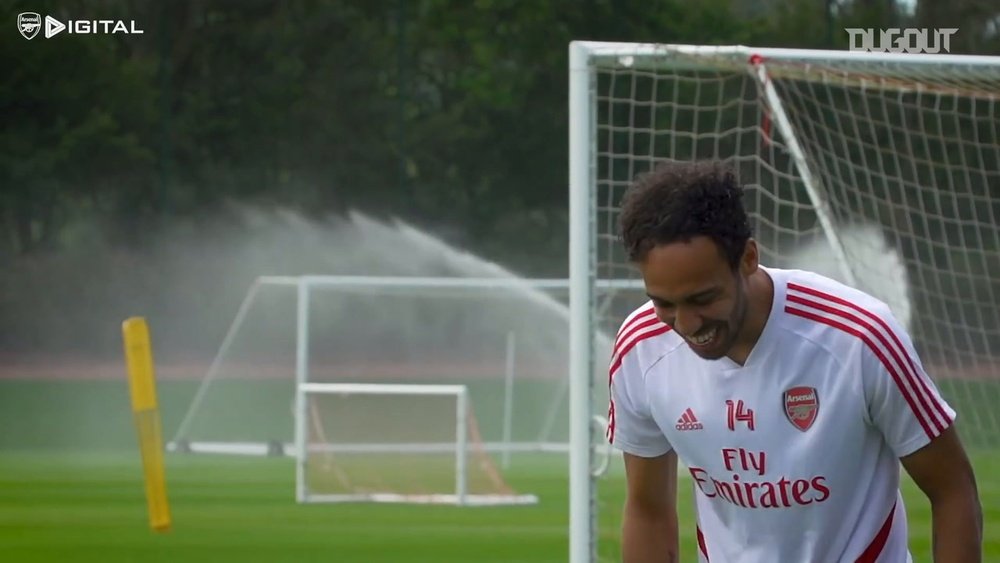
[618,160,752,266]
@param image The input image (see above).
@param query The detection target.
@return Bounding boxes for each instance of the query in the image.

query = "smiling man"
[608,160,982,563]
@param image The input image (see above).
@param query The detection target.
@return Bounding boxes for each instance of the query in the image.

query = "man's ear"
[740,239,759,276]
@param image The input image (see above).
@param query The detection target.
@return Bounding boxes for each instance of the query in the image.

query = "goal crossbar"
[572,41,1000,67]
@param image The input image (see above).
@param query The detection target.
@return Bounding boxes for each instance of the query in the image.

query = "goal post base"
[166,440,290,457]
[166,440,577,457]
[302,493,539,506]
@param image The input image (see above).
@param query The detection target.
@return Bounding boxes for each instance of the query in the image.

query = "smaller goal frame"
[296,382,538,506]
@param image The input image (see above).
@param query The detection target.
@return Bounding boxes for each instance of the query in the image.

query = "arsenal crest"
[784,386,818,431]
[18,12,41,40]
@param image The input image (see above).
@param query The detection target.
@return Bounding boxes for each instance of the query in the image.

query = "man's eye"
[691,294,717,306]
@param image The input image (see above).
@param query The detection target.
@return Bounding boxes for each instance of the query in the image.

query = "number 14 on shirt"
[726,399,755,431]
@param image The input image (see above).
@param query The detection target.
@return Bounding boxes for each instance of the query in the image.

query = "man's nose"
[673,306,703,338]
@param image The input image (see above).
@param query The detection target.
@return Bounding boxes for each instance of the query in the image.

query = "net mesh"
[594,51,1000,443]
[588,47,1000,560]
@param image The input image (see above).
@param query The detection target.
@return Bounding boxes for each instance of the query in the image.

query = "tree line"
[4,0,997,269]
[1,0,997,356]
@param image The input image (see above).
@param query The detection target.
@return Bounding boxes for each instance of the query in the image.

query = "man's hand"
[622,450,679,563]
[901,426,982,562]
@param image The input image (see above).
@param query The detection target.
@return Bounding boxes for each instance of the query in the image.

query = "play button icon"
[44,15,65,38]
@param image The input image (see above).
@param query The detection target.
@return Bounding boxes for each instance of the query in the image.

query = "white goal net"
[569,42,1000,562]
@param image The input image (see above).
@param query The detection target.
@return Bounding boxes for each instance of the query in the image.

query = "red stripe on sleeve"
[786,305,935,438]
[608,325,672,382]
[612,316,662,360]
[616,307,656,340]
[788,283,951,427]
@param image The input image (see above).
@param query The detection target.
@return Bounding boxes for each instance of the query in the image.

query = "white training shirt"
[608,267,955,563]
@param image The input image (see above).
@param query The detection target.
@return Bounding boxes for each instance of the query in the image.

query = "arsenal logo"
[18,12,41,40]
[784,386,818,431]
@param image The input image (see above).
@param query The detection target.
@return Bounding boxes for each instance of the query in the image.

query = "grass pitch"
[2,450,999,562]
[0,378,997,562]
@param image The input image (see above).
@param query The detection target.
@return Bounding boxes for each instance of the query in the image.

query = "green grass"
[1,378,998,561]
[1,450,999,562]
[0,451,571,563]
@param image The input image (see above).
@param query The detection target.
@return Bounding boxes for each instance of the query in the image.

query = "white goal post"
[168,275,582,458]
[569,41,1000,562]
[168,274,634,461]
[166,273,623,508]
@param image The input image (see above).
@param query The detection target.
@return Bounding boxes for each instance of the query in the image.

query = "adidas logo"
[675,408,704,431]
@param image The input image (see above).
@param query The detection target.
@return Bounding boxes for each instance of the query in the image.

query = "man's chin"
[688,345,728,360]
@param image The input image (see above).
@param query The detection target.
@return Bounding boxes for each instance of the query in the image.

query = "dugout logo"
[846,28,957,53]
[16,12,143,39]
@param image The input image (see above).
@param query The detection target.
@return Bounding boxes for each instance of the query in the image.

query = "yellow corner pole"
[122,317,172,532]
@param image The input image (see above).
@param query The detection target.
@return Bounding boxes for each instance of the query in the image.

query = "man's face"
[638,236,750,360]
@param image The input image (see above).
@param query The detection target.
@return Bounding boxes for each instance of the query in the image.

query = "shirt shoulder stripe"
[608,324,672,382]
[785,282,950,439]
[615,303,656,341]
[788,282,951,429]
[606,304,669,445]
[609,303,666,382]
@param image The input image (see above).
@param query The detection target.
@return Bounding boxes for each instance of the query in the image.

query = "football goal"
[568,41,1000,562]
[297,382,538,505]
